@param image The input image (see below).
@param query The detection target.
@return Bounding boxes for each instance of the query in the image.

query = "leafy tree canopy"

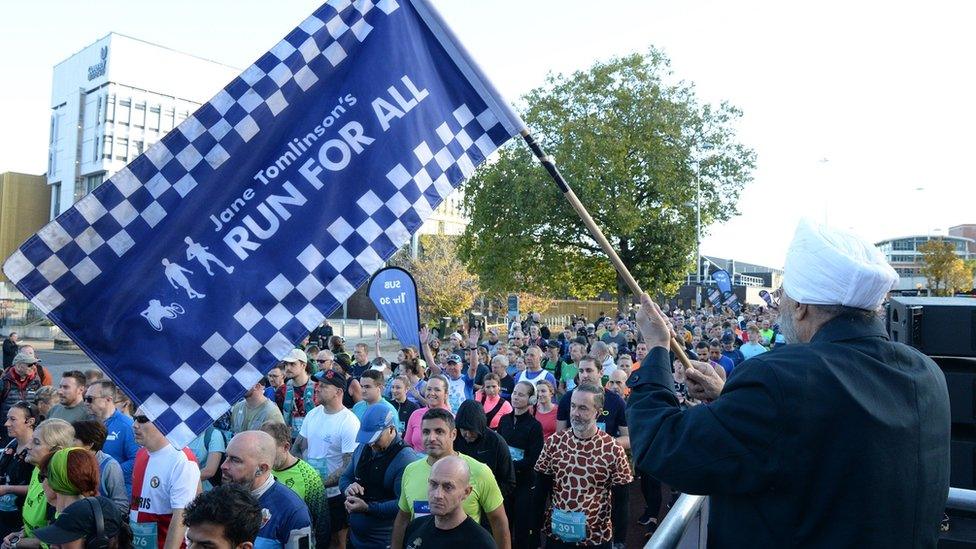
[458,48,756,309]
[919,239,976,296]
[392,234,479,320]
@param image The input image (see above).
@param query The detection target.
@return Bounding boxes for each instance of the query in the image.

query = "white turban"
[783,219,898,310]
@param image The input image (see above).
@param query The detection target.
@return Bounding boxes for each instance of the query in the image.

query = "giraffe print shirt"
[535,428,633,545]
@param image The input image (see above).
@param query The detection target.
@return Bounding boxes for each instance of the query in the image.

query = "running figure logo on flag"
[3,0,524,447]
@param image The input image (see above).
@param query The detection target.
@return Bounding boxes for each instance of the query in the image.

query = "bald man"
[222,431,313,549]
[402,456,495,549]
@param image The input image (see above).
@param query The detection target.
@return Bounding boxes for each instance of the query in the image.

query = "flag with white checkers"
[2,0,524,447]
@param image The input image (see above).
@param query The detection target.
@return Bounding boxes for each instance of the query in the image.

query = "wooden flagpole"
[520,129,693,370]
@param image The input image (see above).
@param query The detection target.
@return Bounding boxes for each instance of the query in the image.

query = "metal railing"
[645,487,976,549]
[684,273,765,287]
[948,487,976,512]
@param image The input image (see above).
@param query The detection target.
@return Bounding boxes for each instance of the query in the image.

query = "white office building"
[48,32,469,237]
[47,33,239,218]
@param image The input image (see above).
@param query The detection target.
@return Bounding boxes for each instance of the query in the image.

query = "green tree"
[458,49,755,311]
[393,235,479,320]
[918,239,975,296]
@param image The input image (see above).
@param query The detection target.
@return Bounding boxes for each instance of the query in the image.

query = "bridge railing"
[644,487,976,549]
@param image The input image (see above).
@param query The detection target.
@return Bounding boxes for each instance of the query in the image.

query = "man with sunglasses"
[85,380,139,496]
[0,353,42,445]
[131,409,201,549]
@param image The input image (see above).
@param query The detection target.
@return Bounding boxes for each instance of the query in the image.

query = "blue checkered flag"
[3,0,524,447]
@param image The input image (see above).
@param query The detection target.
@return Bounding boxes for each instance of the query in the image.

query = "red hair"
[65,449,100,497]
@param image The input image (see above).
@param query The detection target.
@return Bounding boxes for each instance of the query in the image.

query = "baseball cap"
[281,348,307,363]
[446,354,462,364]
[313,368,346,390]
[356,405,396,444]
[12,352,38,365]
[34,496,122,544]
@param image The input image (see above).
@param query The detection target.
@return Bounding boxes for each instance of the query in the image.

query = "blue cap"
[446,354,462,364]
[356,405,396,444]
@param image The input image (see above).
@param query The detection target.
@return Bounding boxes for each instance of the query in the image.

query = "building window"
[890,254,916,263]
[892,239,914,251]
[95,96,102,127]
[93,136,99,162]
[116,138,128,162]
[118,99,131,126]
[85,174,103,194]
[103,136,113,160]
[149,106,161,131]
[133,103,146,128]
[162,108,175,131]
[106,95,116,123]
[49,114,57,144]
[133,140,144,156]
[51,183,61,218]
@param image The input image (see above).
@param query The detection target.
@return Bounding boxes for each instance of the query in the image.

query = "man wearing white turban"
[625,219,950,548]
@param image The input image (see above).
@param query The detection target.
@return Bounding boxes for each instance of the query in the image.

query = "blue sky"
[2,0,974,268]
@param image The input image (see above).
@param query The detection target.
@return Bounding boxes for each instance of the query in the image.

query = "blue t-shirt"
[186,428,226,491]
[461,365,490,400]
[716,355,736,377]
[102,410,139,495]
[351,398,398,422]
[722,349,745,367]
[556,388,627,437]
[254,481,314,549]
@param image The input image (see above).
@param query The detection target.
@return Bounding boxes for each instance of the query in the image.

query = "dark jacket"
[454,400,516,496]
[339,437,420,549]
[496,411,543,483]
[1,340,16,370]
[626,314,950,548]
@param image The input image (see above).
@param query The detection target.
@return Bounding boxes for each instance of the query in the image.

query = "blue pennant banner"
[368,267,420,349]
[3,0,523,447]
[712,269,733,296]
[707,287,723,309]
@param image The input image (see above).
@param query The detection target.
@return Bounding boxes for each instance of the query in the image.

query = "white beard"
[778,307,800,344]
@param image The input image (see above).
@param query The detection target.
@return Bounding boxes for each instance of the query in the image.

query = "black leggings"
[507,479,540,549]
[611,482,629,544]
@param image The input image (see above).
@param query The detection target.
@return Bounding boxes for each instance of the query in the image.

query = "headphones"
[86,497,108,549]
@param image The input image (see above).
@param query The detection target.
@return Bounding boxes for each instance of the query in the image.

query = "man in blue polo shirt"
[85,379,138,494]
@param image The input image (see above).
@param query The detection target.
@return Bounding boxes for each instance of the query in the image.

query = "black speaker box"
[888,297,976,358]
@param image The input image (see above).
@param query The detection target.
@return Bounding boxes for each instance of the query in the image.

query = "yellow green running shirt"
[272,458,330,548]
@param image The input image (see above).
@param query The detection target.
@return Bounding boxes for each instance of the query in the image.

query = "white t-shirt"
[446,375,467,414]
[516,369,557,390]
[299,405,360,498]
[130,445,200,548]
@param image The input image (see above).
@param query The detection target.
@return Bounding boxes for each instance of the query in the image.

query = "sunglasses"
[315,359,330,364]
[134,415,151,424]
[83,396,107,403]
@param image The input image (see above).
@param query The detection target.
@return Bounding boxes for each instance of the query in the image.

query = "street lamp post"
[695,172,702,308]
